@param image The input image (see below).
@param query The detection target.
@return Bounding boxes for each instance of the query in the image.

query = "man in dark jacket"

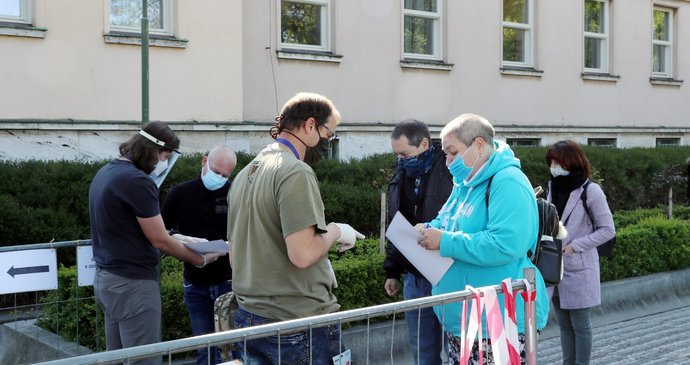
[384,120,453,365]
[161,145,236,365]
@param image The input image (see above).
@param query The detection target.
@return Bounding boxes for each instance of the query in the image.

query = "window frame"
[279,0,331,53]
[501,0,534,68]
[0,0,31,24]
[655,138,680,147]
[506,138,541,147]
[583,0,609,74]
[651,6,673,78]
[402,0,443,61]
[587,138,617,148]
[108,0,174,37]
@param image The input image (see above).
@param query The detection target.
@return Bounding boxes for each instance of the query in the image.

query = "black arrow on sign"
[7,265,50,278]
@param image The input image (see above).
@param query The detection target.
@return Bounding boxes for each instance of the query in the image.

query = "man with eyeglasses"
[227,92,364,364]
[161,145,237,365]
[384,119,453,365]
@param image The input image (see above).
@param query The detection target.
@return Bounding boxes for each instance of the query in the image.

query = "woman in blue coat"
[546,140,615,365]
[417,113,549,364]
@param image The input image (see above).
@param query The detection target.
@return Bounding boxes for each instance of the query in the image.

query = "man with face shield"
[89,122,226,364]
[384,120,453,365]
[161,146,237,365]
[227,92,365,364]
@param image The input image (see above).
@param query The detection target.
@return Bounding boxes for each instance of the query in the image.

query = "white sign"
[77,246,96,286]
[332,349,351,365]
[0,249,57,295]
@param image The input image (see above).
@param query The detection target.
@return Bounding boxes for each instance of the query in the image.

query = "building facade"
[1,0,688,161]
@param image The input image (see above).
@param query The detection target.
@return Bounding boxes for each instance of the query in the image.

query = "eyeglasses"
[320,124,338,142]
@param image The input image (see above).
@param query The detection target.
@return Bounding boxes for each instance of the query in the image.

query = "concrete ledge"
[0,319,92,364]
[541,267,690,339]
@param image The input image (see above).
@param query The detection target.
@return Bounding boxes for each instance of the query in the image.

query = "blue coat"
[429,141,549,336]
[548,181,615,309]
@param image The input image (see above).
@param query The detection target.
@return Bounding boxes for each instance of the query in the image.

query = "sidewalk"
[538,305,690,364]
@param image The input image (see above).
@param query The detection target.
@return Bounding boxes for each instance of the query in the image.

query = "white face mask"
[550,163,570,177]
[151,159,169,178]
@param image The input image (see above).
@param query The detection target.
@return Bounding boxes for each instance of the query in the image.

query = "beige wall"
[0,0,243,122]
[242,0,689,128]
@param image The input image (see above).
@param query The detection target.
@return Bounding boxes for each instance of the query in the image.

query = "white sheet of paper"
[182,239,228,254]
[385,212,454,286]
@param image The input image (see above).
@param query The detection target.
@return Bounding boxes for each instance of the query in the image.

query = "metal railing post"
[523,267,538,365]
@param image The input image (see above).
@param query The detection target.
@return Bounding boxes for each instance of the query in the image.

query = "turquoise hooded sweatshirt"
[429,140,549,336]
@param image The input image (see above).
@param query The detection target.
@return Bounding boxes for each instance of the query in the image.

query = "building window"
[584,0,609,73]
[652,7,673,78]
[280,0,330,52]
[109,0,173,36]
[587,138,617,148]
[403,0,442,60]
[656,138,680,147]
[502,0,533,67]
[506,138,541,147]
[0,0,31,24]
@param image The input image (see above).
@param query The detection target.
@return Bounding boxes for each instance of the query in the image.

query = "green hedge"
[36,213,690,351]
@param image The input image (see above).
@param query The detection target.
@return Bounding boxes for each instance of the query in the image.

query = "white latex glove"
[334,223,365,252]
[196,252,226,268]
[173,233,208,244]
[326,259,338,288]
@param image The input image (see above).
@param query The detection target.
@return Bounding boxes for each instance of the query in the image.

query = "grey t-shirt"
[227,143,339,320]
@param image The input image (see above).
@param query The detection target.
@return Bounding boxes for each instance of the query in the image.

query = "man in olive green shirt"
[227,92,364,365]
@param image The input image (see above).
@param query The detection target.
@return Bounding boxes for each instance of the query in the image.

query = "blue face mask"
[398,145,435,178]
[201,160,228,191]
[448,144,477,181]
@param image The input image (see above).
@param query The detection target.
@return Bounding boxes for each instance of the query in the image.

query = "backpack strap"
[485,175,494,209]
[580,180,596,227]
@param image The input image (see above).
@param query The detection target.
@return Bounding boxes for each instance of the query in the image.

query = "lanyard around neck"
[275,138,299,159]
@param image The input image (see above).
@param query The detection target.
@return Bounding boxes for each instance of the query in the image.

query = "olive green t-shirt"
[227,143,339,320]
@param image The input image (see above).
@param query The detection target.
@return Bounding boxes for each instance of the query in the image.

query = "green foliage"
[35,265,106,352]
[600,218,690,281]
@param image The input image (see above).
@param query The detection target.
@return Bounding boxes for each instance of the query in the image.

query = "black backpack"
[486,176,563,285]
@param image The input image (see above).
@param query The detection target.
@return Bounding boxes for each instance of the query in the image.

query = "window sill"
[0,22,47,38]
[582,73,621,82]
[650,77,683,87]
[400,59,453,71]
[103,32,188,48]
[500,67,543,78]
[277,49,343,63]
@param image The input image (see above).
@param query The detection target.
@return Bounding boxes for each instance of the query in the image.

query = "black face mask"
[303,137,330,166]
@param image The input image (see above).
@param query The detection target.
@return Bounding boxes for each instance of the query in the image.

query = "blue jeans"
[403,272,444,365]
[233,307,344,365]
[552,296,593,365]
[183,280,233,365]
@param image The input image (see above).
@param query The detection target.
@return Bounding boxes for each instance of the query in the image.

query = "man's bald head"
[203,146,237,178]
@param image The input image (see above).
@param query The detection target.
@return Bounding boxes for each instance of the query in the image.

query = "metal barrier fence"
[1,240,538,365]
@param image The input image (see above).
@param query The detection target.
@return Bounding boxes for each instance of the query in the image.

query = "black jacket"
[383,145,453,279]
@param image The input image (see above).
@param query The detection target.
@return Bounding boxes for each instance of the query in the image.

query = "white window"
[402,0,442,60]
[0,0,31,24]
[584,0,609,73]
[652,7,673,78]
[109,0,173,36]
[502,0,533,67]
[280,0,331,52]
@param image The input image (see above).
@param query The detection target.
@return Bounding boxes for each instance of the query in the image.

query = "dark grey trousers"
[94,268,162,365]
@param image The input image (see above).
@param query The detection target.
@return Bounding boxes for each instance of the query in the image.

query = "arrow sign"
[7,265,50,278]
[0,249,57,295]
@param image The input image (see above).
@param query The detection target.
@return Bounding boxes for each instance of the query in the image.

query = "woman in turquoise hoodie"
[417,114,549,364]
